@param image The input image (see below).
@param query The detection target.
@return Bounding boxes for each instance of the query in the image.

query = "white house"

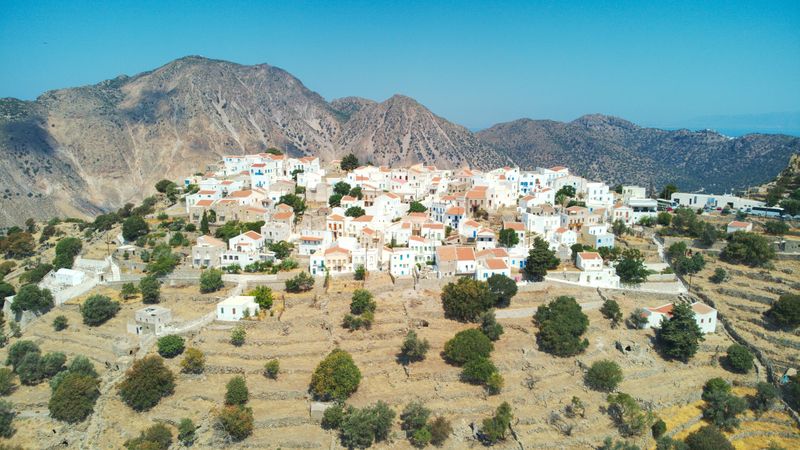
[388,247,414,277]
[53,268,85,286]
[671,192,765,211]
[641,302,717,334]
[726,221,753,234]
[574,251,621,288]
[435,246,476,277]
[476,258,511,281]
[216,296,260,321]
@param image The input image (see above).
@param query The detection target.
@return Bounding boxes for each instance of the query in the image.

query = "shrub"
[52,315,68,331]
[264,359,279,379]
[486,372,504,395]
[600,299,623,328]
[765,293,800,330]
[401,401,431,434]
[157,335,185,358]
[249,286,273,310]
[5,340,40,371]
[0,369,14,396]
[656,303,704,362]
[720,231,775,266]
[321,403,345,429]
[81,295,120,326]
[764,220,789,235]
[124,423,172,450]
[180,347,205,374]
[354,265,366,280]
[628,308,649,329]
[216,405,254,442]
[310,349,361,401]
[443,329,493,366]
[684,425,734,450]
[651,419,667,439]
[461,357,498,384]
[19,263,53,284]
[350,289,376,315]
[606,392,654,436]
[441,277,495,322]
[48,372,100,423]
[139,275,160,304]
[67,355,98,379]
[199,268,224,293]
[481,401,512,444]
[399,330,430,364]
[285,271,315,292]
[177,418,196,446]
[429,416,452,446]
[701,378,746,430]
[709,268,727,284]
[534,296,589,357]
[342,311,374,330]
[585,360,623,392]
[479,310,504,341]
[10,284,54,315]
[339,401,395,449]
[410,426,432,448]
[17,352,43,385]
[39,352,67,378]
[230,325,246,346]
[725,344,753,373]
[751,382,778,413]
[225,376,249,406]
[118,355,175,411]
[0,400,14,438]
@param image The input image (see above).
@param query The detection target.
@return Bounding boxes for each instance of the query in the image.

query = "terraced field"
[1,274,797,449]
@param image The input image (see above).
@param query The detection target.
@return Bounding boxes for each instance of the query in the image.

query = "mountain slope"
[0,57,492,226]
[478,115,800,192]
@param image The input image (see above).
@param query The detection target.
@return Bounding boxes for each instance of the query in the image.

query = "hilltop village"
[0,150,798,449]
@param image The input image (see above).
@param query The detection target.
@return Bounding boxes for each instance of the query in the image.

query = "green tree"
[48,372,100,423]
[310,349,361,401]
[479,310,504,341]
[534,296,589,357]
[461,356,498,385]
[154,179,176,193]
[264,359,280,379]
[285,271,314,292]
[709,268,727,284]
[556,185,576,199]
[53,237,82,270]
[268,240,292,259]
[701,378,746,430]
[399,330,430,364]
[225,375,249,406]
[200,210,210,235]
[487,274,517,307]
[340,153,359,171]
[659,184,678,201]
[333,181,352,196]
[156,335,185,358]
[328,193,343,207]
[278,193,307,216]
[230,325,246,346]
[350,289,376,315]
[409,201,427,213]
[139,275,161,304]
[764,220,789,235]
[765,293,800,329]
[443,329,493,365]
[616,249,649,285]
[441,277,495,322]
[339,401,395,449]
[752,382,778,413]
[145,244,180,277]
[0,369,14,396]
[720,231,775,266]
[180,348,205,374]
[498,228,519,248]
[249,286,273,310]
[81,295,120,326]
[216,404,254,442]
[122,215,149,242]
[685,426,734,450]
[345,206,366,217]
[606,392,654,436]
[354,265,366,280]
[600,299,623,328]
[118,355,175,411]
[724,344,753,374]
[585,360,623,392]
[612,219,630,237]
[481,401,512,444]
[199,268,224,293]
[10,284,54,315]
[0,400,15,438]
[524,237,559,281]
[656,303,704,362]
[657,212,672,226]
[120,282,139,300]
[652,419,667,439]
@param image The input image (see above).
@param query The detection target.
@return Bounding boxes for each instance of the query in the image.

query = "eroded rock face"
[0,57,504,226]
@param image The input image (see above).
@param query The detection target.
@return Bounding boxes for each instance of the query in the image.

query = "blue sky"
[1,0,799,131]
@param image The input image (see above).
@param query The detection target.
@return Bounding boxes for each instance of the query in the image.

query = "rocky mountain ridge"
[1,55,798,226]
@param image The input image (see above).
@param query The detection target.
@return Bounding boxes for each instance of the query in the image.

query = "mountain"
[0,56,500,226]
[477,114,800,193]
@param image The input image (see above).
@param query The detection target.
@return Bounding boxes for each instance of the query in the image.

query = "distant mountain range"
[0,56,798,226]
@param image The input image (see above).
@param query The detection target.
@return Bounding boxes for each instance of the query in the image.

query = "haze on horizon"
[1,0,799,134]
